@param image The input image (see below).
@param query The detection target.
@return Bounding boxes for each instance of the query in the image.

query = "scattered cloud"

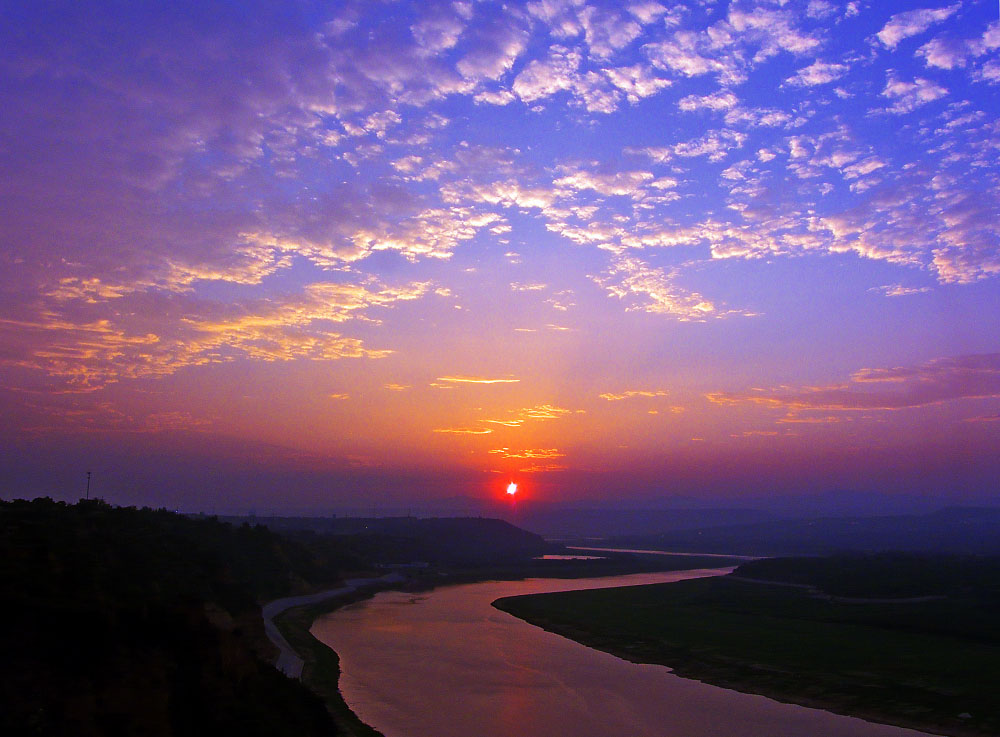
[678,90,739,112]
[433,427,494,434]
[708,354,1000,411]
[785,61,848,87]
[434,375,521,384]
[876,5,961,49]
[869,284,932,297]
[488,447,565,459]
[592,256,751,321]
[599,389,670,400]
[0,279,431,392]
[880,75,948,114]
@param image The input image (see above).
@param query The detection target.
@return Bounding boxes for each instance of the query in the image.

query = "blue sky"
[1,0,998,510]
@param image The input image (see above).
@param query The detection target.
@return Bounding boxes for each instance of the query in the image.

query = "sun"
[506,482,517,496]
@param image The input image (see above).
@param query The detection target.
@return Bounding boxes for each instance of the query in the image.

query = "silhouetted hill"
[0,498,342,737]
[515,507,776,538]
[609,507,1000,556]
[232,514,555,566]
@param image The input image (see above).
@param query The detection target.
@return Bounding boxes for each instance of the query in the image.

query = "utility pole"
[85,471,92,500]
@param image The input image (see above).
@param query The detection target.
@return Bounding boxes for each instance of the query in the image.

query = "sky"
[1,0,999,513]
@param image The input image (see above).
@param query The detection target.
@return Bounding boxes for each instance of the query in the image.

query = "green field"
[495,575,1000,737]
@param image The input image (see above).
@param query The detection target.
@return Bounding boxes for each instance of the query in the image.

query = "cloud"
[434,375,521,384]
[915,21,1000,72]
[526,0,585,39]
[707,354,1000,411]
[678,90,739,112]
[625,129,747,164]
[0,279,432,392]
[484,403,574,427]
[627,2,668,26]
[876,4,961,49]
[554,168,654,198]
[488,447,565,459]
[435,403,574,438]
[785,61,848,87]
[726,6,821,60]
[603,64,672,104]
[880,75,948,114]
[962,414,1000,423]
[599,389,670,400]
[645,30,743,84]
[512,45,583,103]
[14,399,215,437]
[516,463,569,473]
[456,14,529,80]
[869,284,932,297]
[579,5,642,60]
[916,37,970,69]
[673,129,748,161]
[411,4,468,54]
[433,427,494,434]
[592,256,745,321]
[518,403,573,420]
[511,45,628,112]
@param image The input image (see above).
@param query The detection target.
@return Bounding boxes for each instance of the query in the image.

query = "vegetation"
[275,515,554,568]
[495,553,1000,736]
[736,552,1000,600]
[0,498,339,737]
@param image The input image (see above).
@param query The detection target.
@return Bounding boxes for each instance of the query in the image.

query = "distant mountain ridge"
[607,506,1000,556]
[514,508,776,538]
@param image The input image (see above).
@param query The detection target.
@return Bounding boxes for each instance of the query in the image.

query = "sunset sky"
[2,0,998,513]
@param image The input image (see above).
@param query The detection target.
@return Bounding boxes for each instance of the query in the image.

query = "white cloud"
[785,61,848,87]
[579,5,642,60]
[877,4,961,49]
[869,284,931,297]
[603,64,672,103]
[591,255,749,321]
[678,90,739,112]
[880,75,948,114]
[554,168,654,198]
[512,45,582,102]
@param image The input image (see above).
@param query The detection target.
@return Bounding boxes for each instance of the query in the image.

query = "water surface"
[311,570,934,737]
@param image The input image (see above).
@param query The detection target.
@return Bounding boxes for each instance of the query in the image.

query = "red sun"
[506,482,518,496]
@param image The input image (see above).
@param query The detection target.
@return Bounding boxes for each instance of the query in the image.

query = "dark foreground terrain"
[1,498,734,736]
[496,552,1000,737]
[0,498,336,737]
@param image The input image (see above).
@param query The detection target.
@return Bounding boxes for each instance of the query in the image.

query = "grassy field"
[495,576,1000,737]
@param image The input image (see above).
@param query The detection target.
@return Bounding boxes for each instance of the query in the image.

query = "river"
[310,569,934,737]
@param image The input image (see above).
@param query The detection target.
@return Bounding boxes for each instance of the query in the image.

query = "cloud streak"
[708,354,1000,411]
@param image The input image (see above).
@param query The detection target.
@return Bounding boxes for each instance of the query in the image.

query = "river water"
[311,569,934,737]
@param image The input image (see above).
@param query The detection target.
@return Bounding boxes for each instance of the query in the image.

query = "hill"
[0,498,339,737]
[608,507,1000,556]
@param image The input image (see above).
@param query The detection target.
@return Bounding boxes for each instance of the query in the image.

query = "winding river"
[311,569,934,737]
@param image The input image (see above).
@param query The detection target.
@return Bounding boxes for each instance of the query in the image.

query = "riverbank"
[273,589,389,737]
[268,554,748,736]
[494,574,999,737]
